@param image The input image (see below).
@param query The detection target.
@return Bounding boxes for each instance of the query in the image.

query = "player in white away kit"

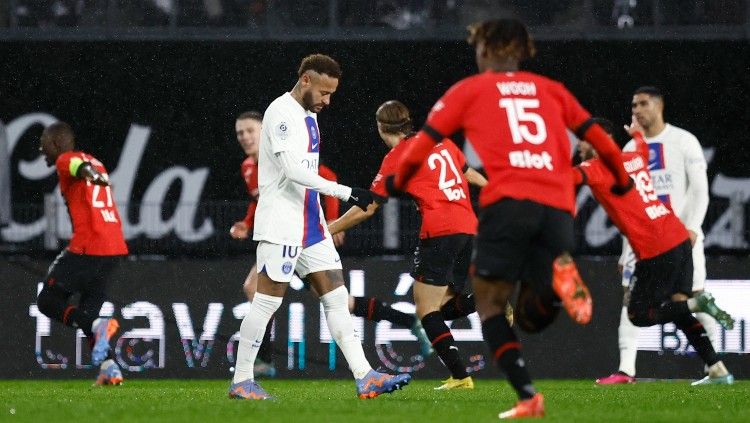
[228,54,411,400]
[597,86,720,385]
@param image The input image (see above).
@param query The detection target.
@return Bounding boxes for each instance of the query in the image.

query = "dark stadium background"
[1,1,749,381]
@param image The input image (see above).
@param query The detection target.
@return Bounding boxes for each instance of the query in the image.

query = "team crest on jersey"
[282,261,293,274]
[276,122,289,140]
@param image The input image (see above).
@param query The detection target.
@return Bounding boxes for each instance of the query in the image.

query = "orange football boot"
[552,258,592,324]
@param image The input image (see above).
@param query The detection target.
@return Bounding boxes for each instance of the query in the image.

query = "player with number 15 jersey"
[387,19,632,418]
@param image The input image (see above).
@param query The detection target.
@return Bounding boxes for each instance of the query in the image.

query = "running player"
[37,121,127,386]
[229,111,432,378]
[576,116,734,386]
[597,87,716,384]
[228,54,411,400]
[329,100,487,390]
[387,19,633,418]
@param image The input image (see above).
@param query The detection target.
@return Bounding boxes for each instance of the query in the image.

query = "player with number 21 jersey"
[371,138,476,239]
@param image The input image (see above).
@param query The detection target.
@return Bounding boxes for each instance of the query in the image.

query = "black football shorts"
[411,233,473,294]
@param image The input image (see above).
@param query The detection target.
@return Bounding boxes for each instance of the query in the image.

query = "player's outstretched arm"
[276,150,373,211]
[464,167,488,187]
[277,150,352,198]
[576,120,631,194]
[327,200,381,235]
[389,129,440,193]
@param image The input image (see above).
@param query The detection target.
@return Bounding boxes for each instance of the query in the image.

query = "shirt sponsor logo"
[508,150,553,171]
[647,143,665,170]
[645,203,671,220]
[276,122,289,140]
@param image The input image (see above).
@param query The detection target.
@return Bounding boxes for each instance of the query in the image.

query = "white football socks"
[232,292,282,384]
[320,286,372,380]
[686,297,699,312]
[617,306,639,377]
[695,312,720,350]
[708,360,729,378]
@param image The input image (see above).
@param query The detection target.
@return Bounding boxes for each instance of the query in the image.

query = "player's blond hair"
[376,100,413,135]
[467,19,536,62]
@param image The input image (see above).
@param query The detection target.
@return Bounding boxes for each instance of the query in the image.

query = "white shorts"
[256,237,342,283]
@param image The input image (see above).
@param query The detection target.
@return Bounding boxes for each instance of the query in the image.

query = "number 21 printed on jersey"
[428,148,466,201]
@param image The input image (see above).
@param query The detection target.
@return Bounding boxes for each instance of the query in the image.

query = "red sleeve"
[371,149,399,199]
[577,160,608,187]
[240,160,258,228]
[425,80,473,139]
[552,82,592,130]
[394,80,473,188]
[572,166,584,186]
[551,81,629,187]
[579,124,631,188]
[318,165,340,220]
[632,131,649,160]
[242,203,257,228]
[393,133,435,188]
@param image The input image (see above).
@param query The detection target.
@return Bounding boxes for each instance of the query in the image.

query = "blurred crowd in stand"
[0,1,747,29]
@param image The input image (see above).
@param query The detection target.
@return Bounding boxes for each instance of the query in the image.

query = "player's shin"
[482,314,536,400]
[320,286,372,379]
[421,311,468,379]
[352,296,416,328]
[233,293,282,384]
[674,315,720,368]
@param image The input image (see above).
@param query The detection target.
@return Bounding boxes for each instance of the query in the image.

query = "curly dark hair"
[467,19,536,62]
[298,54,342,79]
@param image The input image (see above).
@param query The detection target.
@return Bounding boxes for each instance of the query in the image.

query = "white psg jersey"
[623,123,708,235]
[253,92,328,247]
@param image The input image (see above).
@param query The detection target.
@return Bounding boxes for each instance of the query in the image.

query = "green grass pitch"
[0,379,746,422]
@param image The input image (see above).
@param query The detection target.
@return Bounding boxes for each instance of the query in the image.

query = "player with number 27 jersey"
[56,151,128,256]
[371,138,476,239]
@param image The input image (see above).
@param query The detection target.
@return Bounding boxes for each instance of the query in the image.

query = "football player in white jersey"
[228,54,411,400]
[597,86,726,385]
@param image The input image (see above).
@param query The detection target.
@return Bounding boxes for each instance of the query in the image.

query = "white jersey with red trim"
[253,92,328,247]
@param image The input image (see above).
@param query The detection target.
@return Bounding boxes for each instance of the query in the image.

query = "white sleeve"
[277,150,352,201]
[681,134,709,232]
[622,139,636,152]
[619,236,633,266]
[265,111,294,154]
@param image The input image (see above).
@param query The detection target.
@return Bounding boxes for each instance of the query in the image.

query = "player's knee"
[626,304,652,327]
[242,281,256,302]
[36,287,61,318]
[515,290,558,333]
